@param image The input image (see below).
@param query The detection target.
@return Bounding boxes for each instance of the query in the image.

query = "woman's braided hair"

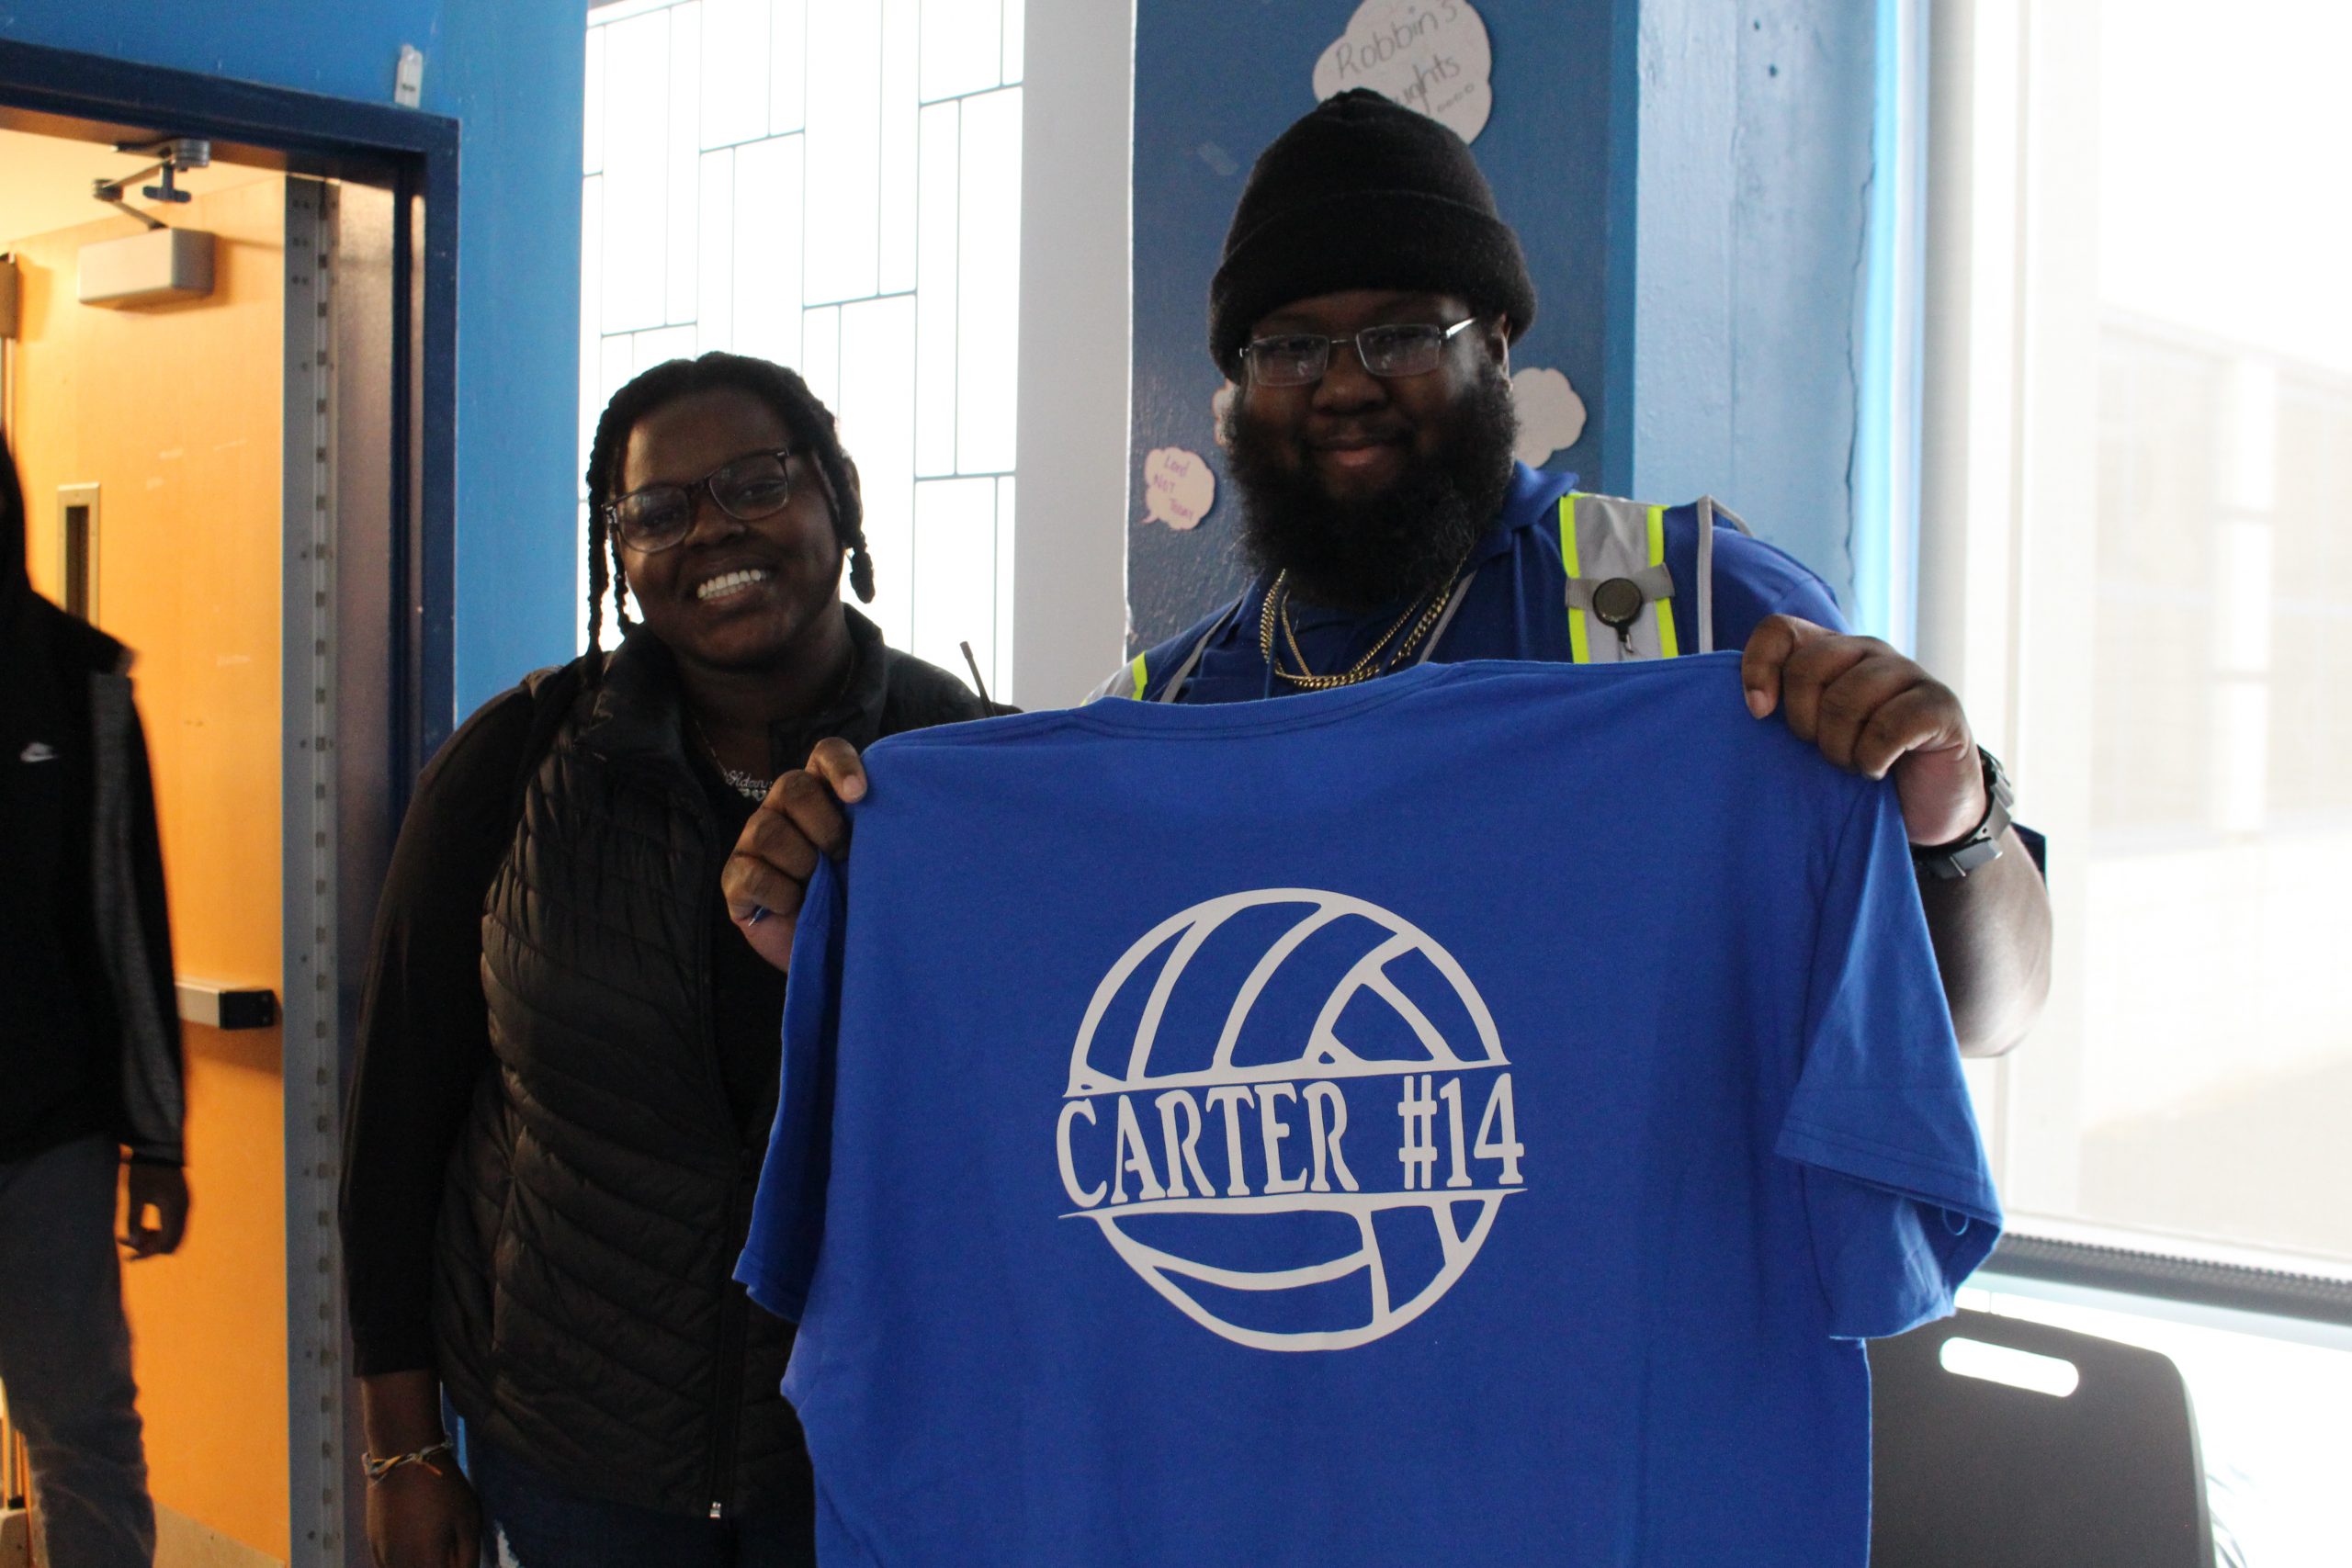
[582,352,874,667]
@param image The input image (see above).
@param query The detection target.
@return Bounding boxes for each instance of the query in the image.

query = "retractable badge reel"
[1589,577,1647,654]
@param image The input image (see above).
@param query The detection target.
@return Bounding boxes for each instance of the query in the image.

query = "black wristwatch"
[1911,747,2013,881]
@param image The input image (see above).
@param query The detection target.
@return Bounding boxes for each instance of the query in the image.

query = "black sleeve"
[339,682,537,1376]
[121,696,187,1164]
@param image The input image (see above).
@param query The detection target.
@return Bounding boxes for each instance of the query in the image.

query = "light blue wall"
[1126,0,1884,638]
[1629,0,1881,622]
[1127,0,1628,650]
[0,0,584,716]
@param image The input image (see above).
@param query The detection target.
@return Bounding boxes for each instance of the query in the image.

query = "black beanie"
[1208,88,1536,374]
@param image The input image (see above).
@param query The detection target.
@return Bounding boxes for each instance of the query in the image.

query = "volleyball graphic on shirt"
[1055,888,1527,1351]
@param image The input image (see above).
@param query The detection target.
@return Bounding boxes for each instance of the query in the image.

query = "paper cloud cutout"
[1142,446,1216,531]
[1510,367,1586,467]
[1313,0,1494,144]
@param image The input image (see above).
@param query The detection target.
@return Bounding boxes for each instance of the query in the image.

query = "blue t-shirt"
[739,657,2000,1567]
[1132,463,1847,704]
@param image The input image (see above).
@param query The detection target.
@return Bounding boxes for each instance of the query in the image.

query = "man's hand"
[120,1162,189,1258]
[1742,615,2052,1055]
[721,737,868,972]
[1740,615,1985,844]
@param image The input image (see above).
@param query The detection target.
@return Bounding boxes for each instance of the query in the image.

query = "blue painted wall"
[1127,0,1882,646]
[1629,0,1880,621]
[1128,0,1626,650]
[0,0,584,716]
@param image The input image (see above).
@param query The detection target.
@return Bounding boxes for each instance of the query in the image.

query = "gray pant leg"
[0,1135,157,1568]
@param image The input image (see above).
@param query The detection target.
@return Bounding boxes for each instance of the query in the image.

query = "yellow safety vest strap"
[1645,504,1679,659]
[1559,494,1592,664]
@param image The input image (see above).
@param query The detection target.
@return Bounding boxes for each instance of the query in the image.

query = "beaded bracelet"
[362,1438,454,1484]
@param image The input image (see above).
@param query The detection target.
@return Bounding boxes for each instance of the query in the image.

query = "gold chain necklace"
[1259,551,1471,690]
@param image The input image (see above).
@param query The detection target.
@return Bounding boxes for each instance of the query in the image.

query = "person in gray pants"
[0,428,188,1568]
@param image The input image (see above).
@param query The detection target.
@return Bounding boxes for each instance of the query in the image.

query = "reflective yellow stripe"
[1560,494,1590,663]
[1647,504,1679,658]
[1129,653,1148,701]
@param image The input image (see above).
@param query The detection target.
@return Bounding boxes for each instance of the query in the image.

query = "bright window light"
[919,0,1003,103]
[955,88,1021,477]
[804,2,883,305]
[580,0,1023,700]
[912,476,999,687]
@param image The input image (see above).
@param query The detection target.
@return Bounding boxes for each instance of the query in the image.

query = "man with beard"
[725,89,2049,1056]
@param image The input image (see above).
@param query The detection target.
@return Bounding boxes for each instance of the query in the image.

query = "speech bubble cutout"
[1313,0,1494,143]
[1510,367,1586,467]
[1142,446,1216,532]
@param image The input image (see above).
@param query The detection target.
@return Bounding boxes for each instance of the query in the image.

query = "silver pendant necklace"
[687,642,860,805]
[689,713,774,802]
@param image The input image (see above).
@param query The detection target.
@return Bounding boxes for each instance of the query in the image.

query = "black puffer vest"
[433,636,797,1518]
[430,618,1000,1517]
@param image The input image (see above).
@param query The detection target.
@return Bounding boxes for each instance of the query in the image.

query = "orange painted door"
[7,173,292,1561]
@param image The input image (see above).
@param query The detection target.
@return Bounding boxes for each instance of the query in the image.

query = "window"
[582,0,1025,697]
[1920,4,2352,1278]
[1913,6,2352,1546]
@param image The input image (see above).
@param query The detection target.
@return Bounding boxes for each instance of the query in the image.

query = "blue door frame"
[0,34,459,782]
[0,39,460,1564]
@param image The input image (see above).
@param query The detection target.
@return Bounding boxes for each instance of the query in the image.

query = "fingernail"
[1745,687,1770,718]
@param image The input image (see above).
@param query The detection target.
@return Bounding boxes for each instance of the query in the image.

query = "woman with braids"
[340,353,998,1566]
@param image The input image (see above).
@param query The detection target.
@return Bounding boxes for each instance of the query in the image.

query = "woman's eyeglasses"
[606,447,800,553]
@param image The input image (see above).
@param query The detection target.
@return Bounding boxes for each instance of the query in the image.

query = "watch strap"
[1912,747,2013,882]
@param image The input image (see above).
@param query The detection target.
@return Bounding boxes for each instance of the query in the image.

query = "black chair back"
[1869,1306,2213,1568]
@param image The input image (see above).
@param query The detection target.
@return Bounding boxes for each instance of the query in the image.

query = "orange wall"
[8,175,291,1562]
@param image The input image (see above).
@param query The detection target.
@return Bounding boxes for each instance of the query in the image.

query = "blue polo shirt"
[1133,463,1846,704]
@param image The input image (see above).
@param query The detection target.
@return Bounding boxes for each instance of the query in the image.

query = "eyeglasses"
[605,447,801,553]
[1238,318,1477,388]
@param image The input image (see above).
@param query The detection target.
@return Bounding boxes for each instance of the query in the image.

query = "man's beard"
[1226,367,1519,614]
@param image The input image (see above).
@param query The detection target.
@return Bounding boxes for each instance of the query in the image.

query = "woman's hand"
[721,737,868,972]
[361,1371,480,1568]
[367,1459,481,1568]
